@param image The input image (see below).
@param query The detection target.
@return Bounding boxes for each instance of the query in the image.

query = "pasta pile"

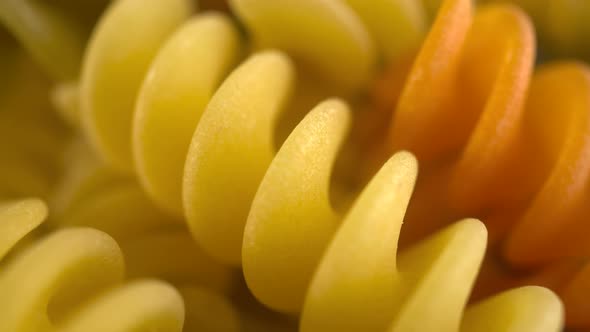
[0,0,588,331]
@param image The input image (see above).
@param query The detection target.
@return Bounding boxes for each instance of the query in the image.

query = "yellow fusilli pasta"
[0,199,184,332]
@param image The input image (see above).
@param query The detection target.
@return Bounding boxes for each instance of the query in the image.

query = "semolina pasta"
[0,0,588,330]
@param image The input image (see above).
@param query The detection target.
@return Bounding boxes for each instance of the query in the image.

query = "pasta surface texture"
[1,0,588,331]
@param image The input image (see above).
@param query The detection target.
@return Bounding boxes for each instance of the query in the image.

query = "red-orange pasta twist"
[373,0,590,327]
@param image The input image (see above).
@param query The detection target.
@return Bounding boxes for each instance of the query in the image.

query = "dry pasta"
[0,0,587,330]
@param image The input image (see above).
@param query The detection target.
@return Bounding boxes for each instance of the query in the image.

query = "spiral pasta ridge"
[0,198,185,332]
[482,0,590,61]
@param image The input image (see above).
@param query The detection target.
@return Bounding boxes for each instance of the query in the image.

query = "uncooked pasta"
[1,0,588,331]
